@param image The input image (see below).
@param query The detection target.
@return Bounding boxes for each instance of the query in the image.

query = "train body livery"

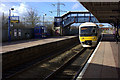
[34,26,47,38]
[79,22,101,47]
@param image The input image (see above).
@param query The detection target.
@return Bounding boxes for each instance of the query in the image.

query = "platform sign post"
[8,16,19,42]
[8,8,15,42]
[8,16,11,42]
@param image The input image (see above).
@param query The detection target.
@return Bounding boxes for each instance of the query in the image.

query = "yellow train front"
[79,22,101,47]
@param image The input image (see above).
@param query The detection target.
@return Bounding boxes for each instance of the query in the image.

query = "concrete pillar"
[54,27,61,36]
[60,26,63,36]
[62,27,70,36]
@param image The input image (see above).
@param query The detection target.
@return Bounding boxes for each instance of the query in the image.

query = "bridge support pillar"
[62,27,70,36]
[54,27,61,36]
[54,26,70,36]
[60,26,63,36]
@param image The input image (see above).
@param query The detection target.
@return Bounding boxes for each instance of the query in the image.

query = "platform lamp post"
[43,14,46,26]
[8,8,14,42]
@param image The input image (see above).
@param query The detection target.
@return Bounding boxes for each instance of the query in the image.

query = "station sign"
[10,16,19,23]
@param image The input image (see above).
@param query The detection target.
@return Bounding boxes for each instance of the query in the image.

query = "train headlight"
[92,37,95,39]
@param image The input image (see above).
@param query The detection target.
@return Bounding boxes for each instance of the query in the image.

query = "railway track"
[45,48,94,80]
[3,42,79,79]
[4,43,95,80]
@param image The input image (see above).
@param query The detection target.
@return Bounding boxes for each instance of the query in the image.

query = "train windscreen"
[80,26,97,36]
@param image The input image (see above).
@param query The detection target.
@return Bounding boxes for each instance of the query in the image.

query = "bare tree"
[24,8,40,28]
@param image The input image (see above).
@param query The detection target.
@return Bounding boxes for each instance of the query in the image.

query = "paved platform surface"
[1,36,77,53]
[77,34,120,79]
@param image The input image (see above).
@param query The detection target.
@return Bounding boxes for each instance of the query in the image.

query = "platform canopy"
[78,0,120,24]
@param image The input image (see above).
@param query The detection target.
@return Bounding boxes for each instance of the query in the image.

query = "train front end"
[79,22,99,47]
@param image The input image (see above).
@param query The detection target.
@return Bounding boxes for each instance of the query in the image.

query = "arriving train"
[79,22,101,47]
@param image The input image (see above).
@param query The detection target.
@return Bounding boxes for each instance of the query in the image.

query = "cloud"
[0,2,28,16]
[1,0,78,2]
[72,3,80,9]
[0,3,9,15]
[12,3,28,16]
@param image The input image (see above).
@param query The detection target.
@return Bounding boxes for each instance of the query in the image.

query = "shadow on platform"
[101,34,118,42]
[80,34,120,79]
[81,63,120,79]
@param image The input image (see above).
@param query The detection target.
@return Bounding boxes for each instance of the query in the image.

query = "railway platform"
[77,34,120,79]
[1,36,79,74]
[1,36,77,53]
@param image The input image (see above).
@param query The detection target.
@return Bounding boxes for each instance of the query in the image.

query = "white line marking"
[76,35,103,80]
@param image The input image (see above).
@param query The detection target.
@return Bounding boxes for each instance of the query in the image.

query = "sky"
[0,1,87,17]
[0,1,112,27]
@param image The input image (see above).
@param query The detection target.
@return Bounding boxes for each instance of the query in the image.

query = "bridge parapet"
[54,11,98,27]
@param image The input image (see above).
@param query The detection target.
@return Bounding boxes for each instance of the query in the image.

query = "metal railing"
[54,11,98,27]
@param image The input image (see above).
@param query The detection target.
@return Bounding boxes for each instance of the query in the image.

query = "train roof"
[79,22,97,27]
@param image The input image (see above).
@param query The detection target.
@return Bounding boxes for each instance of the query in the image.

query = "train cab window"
[80,26,97,36]
[92,29,96,33]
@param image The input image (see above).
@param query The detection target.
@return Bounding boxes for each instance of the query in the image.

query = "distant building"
[101,27,112,31]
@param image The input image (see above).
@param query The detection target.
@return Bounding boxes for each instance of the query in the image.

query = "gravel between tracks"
[9,44,82,79]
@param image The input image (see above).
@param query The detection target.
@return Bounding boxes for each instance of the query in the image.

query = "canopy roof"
[80,2,120,24]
